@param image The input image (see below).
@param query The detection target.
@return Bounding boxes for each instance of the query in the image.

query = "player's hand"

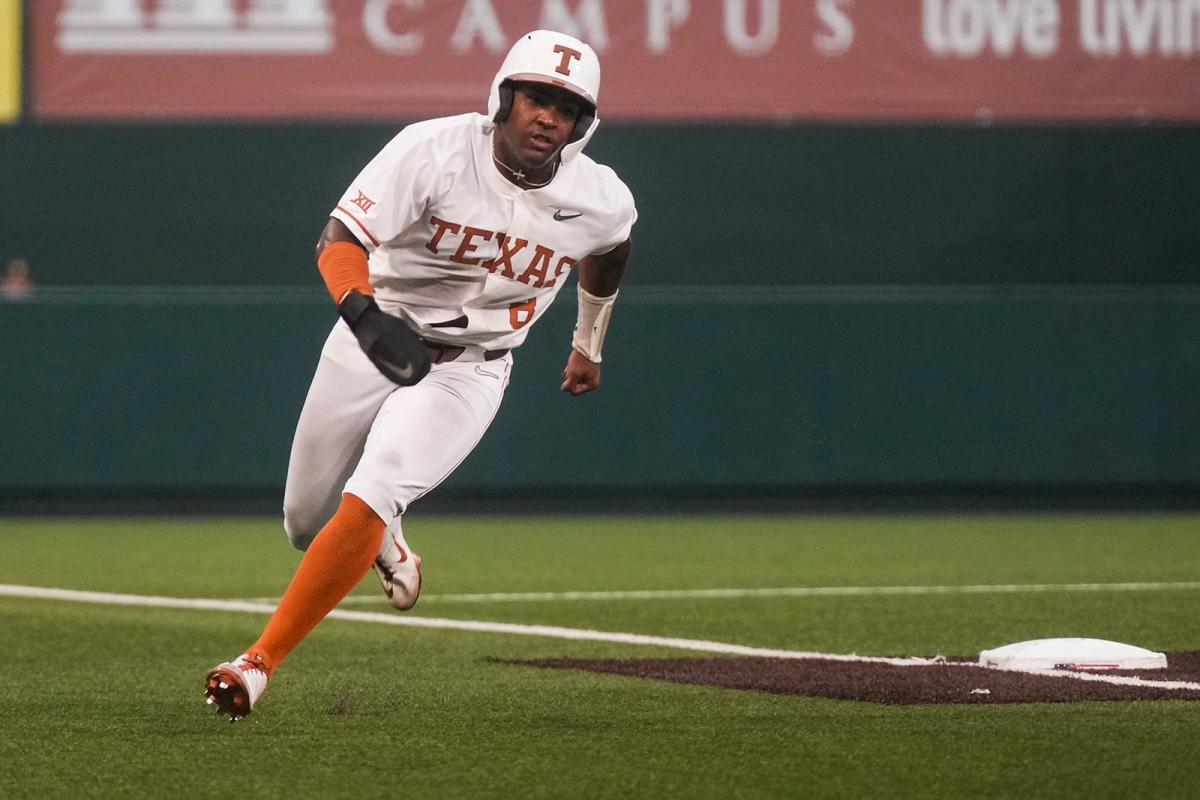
[561,349,600,396]
[338,291,431,386]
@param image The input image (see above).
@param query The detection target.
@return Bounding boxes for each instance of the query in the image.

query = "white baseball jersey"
[330,113,637,353]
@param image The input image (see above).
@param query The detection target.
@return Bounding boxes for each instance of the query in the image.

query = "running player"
[203,30,636,721]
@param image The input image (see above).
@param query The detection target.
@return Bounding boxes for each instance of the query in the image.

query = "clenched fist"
[561,349,601,396]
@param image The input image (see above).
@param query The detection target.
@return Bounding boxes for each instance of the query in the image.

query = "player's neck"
[491,134,558,189]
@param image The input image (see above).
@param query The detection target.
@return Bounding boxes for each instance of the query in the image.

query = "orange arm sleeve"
[317,241,373,304]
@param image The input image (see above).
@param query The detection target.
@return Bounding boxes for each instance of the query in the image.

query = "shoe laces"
[237,651,271,676]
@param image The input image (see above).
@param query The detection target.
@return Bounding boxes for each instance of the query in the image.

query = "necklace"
[492,137,558,188]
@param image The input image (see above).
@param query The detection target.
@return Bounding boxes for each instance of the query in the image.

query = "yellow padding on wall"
[0,0,20,123]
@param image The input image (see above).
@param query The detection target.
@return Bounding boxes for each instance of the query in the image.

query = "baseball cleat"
[373,526,422,611]
[203,652,270,722]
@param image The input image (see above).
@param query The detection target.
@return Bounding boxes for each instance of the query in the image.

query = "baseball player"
[204,30,635,721]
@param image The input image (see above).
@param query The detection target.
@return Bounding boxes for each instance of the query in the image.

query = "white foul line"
[2,583,1198,694]
[305,580,1200,607]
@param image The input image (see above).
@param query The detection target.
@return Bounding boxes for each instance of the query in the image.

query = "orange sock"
[248,493,385,675]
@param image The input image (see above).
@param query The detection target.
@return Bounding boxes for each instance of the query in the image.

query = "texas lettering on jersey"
[425,215,576,289]
[328,113,636,351]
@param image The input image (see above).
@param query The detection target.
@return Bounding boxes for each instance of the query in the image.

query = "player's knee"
[282,504,321,551]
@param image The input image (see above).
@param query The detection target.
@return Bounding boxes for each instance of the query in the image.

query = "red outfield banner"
[30,1,1200,121]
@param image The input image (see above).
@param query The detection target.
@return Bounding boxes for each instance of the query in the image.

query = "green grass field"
[2,513,1199,798]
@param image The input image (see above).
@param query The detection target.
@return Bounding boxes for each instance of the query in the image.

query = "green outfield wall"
[2,124,1197,287]
[1,124,1197,495]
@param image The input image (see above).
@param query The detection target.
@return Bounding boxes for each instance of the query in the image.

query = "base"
[979,637,1167,671]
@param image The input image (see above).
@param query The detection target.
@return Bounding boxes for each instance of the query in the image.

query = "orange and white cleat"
[373,522,422,611]
[204,652,270,722]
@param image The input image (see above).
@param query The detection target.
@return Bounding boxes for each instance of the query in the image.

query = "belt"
[422,339,510,365]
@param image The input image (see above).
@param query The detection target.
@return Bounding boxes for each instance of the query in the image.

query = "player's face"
[497,82,585,169]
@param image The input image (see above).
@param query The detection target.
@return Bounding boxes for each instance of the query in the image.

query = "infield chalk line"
[3,582,1199,694]
[276,580,1200,606]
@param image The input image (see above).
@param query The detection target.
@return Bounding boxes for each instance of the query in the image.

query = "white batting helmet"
[487,30,601,163]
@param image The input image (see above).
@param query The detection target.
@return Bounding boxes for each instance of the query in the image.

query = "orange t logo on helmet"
[553,44,582,76]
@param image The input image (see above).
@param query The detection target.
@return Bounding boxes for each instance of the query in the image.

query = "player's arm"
[315,217,365,270]
[561,237,632,396]
[315,218,430,386]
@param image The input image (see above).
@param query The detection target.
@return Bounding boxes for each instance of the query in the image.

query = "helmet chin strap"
[491,131,560,188]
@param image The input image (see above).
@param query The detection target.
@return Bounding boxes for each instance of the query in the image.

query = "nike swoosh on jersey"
[397,363,414,379]
[553,210,583,221]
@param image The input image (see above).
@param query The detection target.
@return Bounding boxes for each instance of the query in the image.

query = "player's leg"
[252,492,387,665]
[206,323,392,721]
[205,492,386,721]
[282,322,396,550]
[250,357,511,670]
[205,356,512,719]
[362,356,512,609]
[345,355,512,523]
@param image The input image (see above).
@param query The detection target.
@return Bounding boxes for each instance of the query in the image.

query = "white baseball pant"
[282,320,512,550]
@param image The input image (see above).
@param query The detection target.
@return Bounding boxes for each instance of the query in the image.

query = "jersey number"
[509,298,537,329]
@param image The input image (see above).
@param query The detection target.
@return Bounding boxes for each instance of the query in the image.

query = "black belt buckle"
[422,339,507,364]
[424,340,465,364]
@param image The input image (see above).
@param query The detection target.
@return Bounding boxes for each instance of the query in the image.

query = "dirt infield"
[505,651,1200,705]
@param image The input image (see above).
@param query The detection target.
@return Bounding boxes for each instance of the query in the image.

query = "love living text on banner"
[30,0,1200,122]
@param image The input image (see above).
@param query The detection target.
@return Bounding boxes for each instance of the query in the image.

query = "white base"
[979,637,1167,671]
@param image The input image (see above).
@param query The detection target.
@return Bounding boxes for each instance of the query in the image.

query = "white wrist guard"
[571,285,618,363]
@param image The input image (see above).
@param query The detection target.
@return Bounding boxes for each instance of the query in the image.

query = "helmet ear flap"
[494,82,514,124]
[570,106,595,144]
